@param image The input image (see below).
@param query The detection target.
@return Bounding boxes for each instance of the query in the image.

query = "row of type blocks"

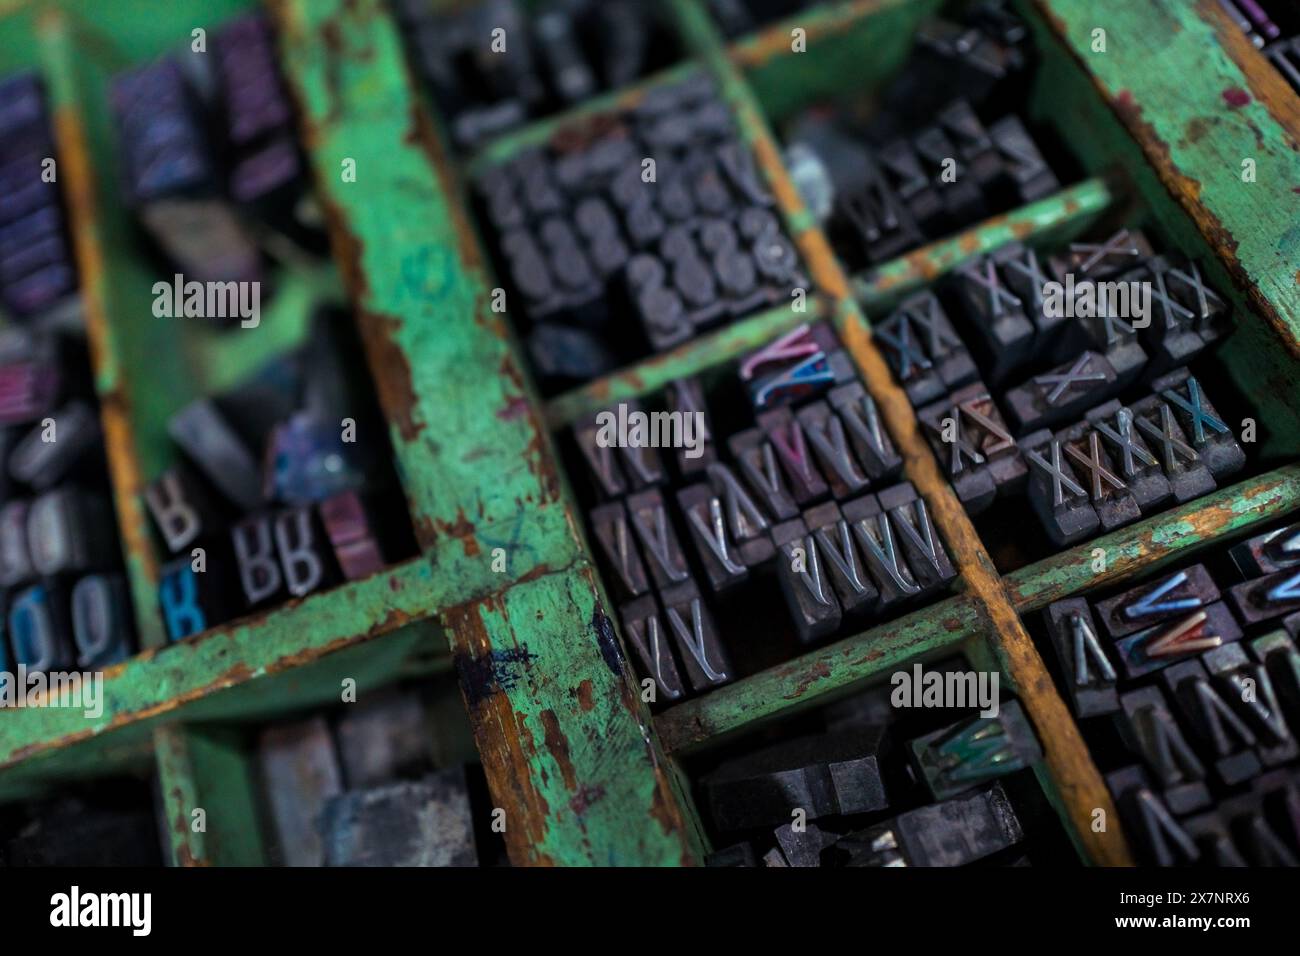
[575,320,958,703]
[1040,521,1300,865]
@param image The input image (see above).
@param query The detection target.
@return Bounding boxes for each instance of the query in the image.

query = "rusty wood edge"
[38,8,164,649]
[272,0,595,595]
[544,296,827,428]
[673,0,1132,864]
[655,593,981,754]
[153,725,207,867]
[0,557,439,773]
[727,0,919,70]
[1007,463,1300,612]
[462,59,706,178]
[272,0,710,866]
[1197,0,1300,148]
[441,559,706,866]
[1031,0,1300,365]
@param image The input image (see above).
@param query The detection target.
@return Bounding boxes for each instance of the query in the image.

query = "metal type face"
[232,516,285,608]
[1231,523,1300,578]
[1161,659,1262,786]
[1045,599,1119,717]
[575,415,627,499]
[911,701,1042,800]
[319,491,385,581]
[796,400,869,499]
[274,507,330,598]
[1131,398,1216,502]
[661,580,732,692]
[1022,431,1099,545]
[1095,565,1219,639]
[8,583,73,673]
[71,573,132,668]
[1203,644,1297,766]
[666,377,715,475]
[806,503,878,616]
[1107,766,1200,866]
[1112,693,1210,817]
[882,487,956,591]
[1230,568,1300,625]
[1062,229,1152,281]
[678,484,748,592]
[145,468,208,555]
[590,501,650,600]
[1114,604,1242,680]
[159,559,210,641]
[1088,403,1172,513]
[759,407,829,505]
[828,383,901,481]
[729,428,799,522]
[774,517,841,643]
[627,488,691,590]
[619,594,685,704]
[842,494,922,606]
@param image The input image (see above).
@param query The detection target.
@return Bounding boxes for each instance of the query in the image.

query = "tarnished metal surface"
[1007,465,1300,612]
[655,595,982,754]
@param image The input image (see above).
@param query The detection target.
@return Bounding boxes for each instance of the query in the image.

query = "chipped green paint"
[274,0,707,866]
[655,596,983,754]
[272,0,587,602]
[545,297,827,428]
[444,562,705,866]
[2,0,1297,871]
[1030,0,1300,453]
[0,559,439,776]
[156,725,269,866]
[855,177,1116,311]
[1006,465,1300,612]
[1038,0,1300,350]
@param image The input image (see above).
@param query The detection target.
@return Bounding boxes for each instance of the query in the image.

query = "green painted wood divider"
[270,0,706,866]
[1,0,1298,869]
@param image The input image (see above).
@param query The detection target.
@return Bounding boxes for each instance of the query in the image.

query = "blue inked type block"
[159,559,212,642]
[9,582,74,673]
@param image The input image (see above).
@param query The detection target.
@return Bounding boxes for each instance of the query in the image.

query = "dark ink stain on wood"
[592,608,623,676]
[455,646,539,705]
